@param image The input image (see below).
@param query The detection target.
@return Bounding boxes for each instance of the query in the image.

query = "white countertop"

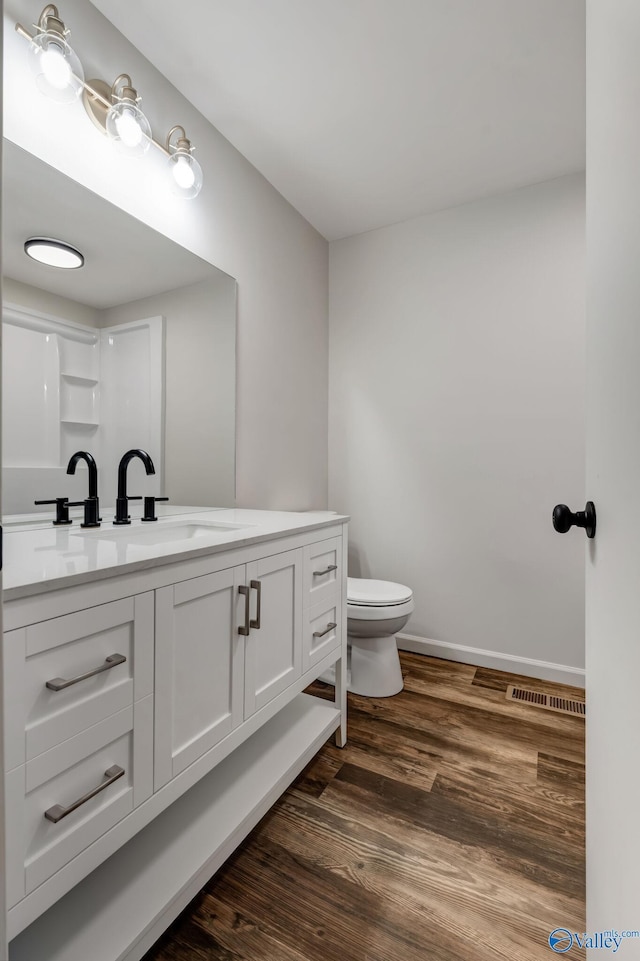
[2,508,348,601]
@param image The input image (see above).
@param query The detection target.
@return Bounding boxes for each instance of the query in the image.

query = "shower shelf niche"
[2,304,165,512]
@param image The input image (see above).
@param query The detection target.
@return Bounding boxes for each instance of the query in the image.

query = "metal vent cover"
[506,685,585,718]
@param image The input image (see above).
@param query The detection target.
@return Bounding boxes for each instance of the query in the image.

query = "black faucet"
[66,451,100,528]
[114,449,156,525]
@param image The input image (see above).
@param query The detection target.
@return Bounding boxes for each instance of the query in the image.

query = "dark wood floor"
[143,653,586,961]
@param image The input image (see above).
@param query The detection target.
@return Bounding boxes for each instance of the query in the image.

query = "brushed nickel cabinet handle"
[44,765,125,823]
[238,585,251,636]
[250,580,261,630]
[46,653,127,692]
[313,564,338,577]
[313,621,337,639]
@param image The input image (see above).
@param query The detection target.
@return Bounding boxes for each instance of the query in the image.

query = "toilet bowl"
[347,577,414,697]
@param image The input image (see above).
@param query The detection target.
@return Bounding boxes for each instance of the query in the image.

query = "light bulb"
[27,33,84,104]
[105,99,151,158]
[167,151,203,199]
[172,155,196,190]
[40,42,71,89]
[115,106,143,148]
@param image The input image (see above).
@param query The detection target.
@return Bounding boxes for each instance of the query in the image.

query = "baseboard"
[396,633,585,689]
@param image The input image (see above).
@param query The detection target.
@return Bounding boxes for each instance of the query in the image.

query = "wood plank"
[290,748,344,798]
[332,762,584,899]
[343,702,539,786]
[537,752,586,798]
[142,653,585,961]
[269,788,584,960]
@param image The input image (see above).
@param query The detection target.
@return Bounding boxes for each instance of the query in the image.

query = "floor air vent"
[506,685,586,718]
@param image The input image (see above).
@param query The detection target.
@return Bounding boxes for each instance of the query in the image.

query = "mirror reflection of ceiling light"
[24,237,84,269]
[16,5,204,199]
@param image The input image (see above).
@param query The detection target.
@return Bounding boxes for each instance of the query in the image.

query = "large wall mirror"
[2,140,237,520]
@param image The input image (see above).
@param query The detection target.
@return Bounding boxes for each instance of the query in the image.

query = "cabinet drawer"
[3,594,154,769]
[6,699,153,906]
[304,598,342,672]
[304,537,342,608]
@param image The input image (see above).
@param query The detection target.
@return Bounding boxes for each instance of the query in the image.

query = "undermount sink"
[75,520,249,546]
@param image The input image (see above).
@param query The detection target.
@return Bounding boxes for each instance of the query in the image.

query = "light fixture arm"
[37,4,63,31]
[166,125,194,155]
[111,73,140,104]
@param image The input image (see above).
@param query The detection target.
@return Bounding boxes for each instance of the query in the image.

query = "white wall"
[3,0,328,510]
[101,276,236,507]
[3,277,100,327]
[329,175,585,676]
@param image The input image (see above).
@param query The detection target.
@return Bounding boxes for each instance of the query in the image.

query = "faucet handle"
[141,496,169,523]
[67,498,100,529]
[34,498,73,526]
[113,495,142,526]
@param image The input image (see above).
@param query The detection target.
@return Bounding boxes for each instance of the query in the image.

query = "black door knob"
[552,501,596,539]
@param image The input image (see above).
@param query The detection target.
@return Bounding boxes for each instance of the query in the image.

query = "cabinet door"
[244,548,303,717]
[154,566,245,789]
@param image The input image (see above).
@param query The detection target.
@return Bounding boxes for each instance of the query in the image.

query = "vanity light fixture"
[166,126,203,199]
[24,4,84,104]
[16,5,204,199]
[24,237,84,269]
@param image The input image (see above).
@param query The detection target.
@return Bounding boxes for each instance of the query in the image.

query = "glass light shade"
[105,100,152,158]
[27,33,84,104]
[167,151,203,199]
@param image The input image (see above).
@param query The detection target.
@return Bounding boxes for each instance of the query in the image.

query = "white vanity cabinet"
[2,514,348,961]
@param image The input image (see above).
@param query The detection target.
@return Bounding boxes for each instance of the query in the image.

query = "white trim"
[396,633,585,689]
[3,302,99,343]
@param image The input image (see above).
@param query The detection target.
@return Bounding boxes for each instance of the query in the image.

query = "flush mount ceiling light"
[16,5,204,199]
[24,237,85,269]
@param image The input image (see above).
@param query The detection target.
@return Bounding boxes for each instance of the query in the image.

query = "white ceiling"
[92,0,585,241]
[3,141,219,308]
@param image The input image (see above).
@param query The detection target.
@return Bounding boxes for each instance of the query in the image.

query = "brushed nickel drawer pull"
[44,765,125,823]
[250,580,262,630]
[46,653,127,692]
[313,564,337,576]
[313,621,337,639]
[238,585,251,636]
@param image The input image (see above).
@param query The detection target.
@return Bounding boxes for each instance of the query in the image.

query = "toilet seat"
[347,577,414,621]
[347,577,413,607]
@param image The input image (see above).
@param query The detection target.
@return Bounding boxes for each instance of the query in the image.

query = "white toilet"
[346,576,414,697]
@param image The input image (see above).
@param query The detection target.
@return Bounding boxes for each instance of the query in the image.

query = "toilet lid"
[347,577,413,606]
